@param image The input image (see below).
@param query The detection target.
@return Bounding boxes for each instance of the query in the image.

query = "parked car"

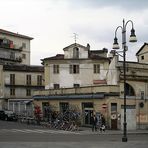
[0,110,17,121]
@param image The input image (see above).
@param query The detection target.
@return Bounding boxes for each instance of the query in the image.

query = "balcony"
[0,43,22,51]
[0,55,22,63]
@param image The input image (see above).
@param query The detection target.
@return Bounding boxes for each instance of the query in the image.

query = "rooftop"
[0,29,33,40]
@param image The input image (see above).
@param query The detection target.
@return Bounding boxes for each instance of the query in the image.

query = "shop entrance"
[84,108,93,125]
[82,102,94,126]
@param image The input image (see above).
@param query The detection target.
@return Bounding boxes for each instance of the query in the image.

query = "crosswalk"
[0,129,81,135]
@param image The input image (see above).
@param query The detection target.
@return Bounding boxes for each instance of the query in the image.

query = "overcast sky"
[0,0,148,65]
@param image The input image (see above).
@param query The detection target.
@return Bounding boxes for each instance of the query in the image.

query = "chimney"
[87,43,90,50]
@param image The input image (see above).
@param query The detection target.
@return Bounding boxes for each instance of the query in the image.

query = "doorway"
[82,102,94,126]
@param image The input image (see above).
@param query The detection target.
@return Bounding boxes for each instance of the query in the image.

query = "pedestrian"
[91,114,98,132]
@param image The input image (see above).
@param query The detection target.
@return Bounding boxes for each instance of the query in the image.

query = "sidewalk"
[78,126,148,135]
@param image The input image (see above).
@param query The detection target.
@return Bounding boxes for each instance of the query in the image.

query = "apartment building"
[0,29,33,65]
[0,29,44,115]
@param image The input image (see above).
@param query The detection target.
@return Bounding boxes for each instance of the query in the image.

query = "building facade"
[42,43,109,89]
[33,43,148,130]
[0,29,44,115]
[0,29,33,65]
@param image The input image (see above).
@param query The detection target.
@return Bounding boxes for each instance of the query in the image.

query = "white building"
[42,43,110,89]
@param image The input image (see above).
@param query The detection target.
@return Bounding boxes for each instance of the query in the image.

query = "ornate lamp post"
[112,19,137,142]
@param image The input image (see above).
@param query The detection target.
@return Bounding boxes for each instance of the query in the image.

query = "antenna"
[73,33,78,44]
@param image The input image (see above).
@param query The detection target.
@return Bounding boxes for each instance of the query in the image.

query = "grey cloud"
[70,24,114,45]
[66,0,148,11]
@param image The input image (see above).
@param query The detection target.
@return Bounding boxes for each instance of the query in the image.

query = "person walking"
[91,114,98,132]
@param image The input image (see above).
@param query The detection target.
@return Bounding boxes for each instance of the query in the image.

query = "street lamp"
[112,19,137,142]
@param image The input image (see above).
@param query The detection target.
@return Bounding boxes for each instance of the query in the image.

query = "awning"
[24,100,32,104]
[33,93,105,100]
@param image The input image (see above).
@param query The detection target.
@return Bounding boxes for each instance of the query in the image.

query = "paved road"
[0,120,148,148]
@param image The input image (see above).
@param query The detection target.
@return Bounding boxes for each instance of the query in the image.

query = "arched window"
[73,47,79,58]
[125,83,135,96]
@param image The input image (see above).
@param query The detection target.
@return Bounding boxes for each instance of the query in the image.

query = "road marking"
[0,129,80,134]
[11,129,32,133]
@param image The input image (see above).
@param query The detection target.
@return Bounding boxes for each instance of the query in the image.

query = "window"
[26,75,31,85]
[111,103,117,112]
[94,64,100,73]
[74,84,80,88]
[37,75,42,85]
[10,52,15,59]
[59,102,69,113]
[26,89,31,96]
[10,88,15,96]
[22,43,26,48]
[125,83,135,96]
[69,65,79,74]
[53,65,59,74]
[54,84,60,89]
[141,55,144,60]
[73,47,79,58]
[10,74,15,85]
[141,91,144,100]
[22,54,26,59]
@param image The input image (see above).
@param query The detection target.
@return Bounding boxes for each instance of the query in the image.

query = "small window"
[141,91,144,100]
[22,54,26,59]
[26,89,31,96]
[37,75,42,85]
[26,75,31,85]
[22,43,26,48]
[111,103,117,112]
[54,84,60,89]
[10,88,15,96]
[74,84,80,88]
[10,74,15,85]
[53,65,59,74]
[141,55,144,60]
[94,64,100,73]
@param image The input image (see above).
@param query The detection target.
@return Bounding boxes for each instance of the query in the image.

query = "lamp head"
[129,28,137,42]
[112,37,120,49]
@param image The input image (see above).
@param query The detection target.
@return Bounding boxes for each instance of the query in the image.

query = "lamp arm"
[125,20,134,29]
[114,26,123,37]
